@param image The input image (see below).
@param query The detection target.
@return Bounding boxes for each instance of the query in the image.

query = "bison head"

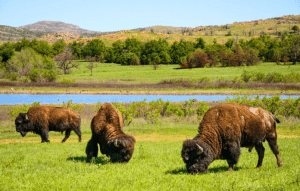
[106,135,136,163]
[181,139,213,174]
[15,113,31,137]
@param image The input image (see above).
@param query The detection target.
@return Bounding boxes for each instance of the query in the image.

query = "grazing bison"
[86,103,136,163]
[15,105,81,143]
[181,103,283,174]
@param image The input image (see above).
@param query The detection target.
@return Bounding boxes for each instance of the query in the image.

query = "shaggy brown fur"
[86,103,136,163]
[15,105,81,143]
[181,103,283,174]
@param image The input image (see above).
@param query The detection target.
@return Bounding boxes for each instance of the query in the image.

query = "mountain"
[0,25,50,42]
[19,21,100,35]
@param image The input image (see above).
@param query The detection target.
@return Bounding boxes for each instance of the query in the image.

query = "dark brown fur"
[86,103,136,163]
[15,105,81,143]
[181,103,283,174]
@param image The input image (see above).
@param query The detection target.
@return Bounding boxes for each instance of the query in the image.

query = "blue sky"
[0,0,299,32]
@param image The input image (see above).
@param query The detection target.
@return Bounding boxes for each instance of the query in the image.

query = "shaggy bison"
[181,103,283,174]
[86,103,136,163]
[15,105,81,143]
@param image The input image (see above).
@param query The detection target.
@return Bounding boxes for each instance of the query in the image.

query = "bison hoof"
[278,162,283,167]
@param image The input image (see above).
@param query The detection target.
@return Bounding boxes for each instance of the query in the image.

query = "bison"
[15,105,81,143]
[181,103,283,174]
[86,103,136,163]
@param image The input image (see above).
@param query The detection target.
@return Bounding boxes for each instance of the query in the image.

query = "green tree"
[170,40,195,64]
[14,38,31,51]
[142,39,171,65]
[52,39,67,56]
[68,40,84,59]
[30,39,52,57]
[0,42,15,63]
[82,39,106,61]
[283,34,300,65]
[195,37,206,49]
[292,25,299,33]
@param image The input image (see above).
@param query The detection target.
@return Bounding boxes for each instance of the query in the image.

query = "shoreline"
[0,89,300,95]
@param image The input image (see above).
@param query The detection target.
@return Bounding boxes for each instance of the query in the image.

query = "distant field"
[65,62,300,84]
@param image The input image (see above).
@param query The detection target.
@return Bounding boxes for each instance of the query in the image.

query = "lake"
[0,94,299,105]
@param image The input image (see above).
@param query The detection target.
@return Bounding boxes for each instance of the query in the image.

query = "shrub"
[264,72,284,83]
[27,69,41,82]
[10,73,18,81]
[7,102,40,121]
[60,78,75,84]
[241,70,253,82]
[42,69,58,82]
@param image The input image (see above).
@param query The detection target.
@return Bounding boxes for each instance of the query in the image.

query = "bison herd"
[15,102,283,174]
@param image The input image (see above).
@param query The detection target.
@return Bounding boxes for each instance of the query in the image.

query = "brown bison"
[181,103,283,174]
[15,105,81,143]
[86,103,136,163]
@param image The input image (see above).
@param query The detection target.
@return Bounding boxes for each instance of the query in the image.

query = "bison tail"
[273,115,280,123]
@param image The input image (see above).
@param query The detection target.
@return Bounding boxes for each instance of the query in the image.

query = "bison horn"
[196,143,203,155]
[25,114,29,121]
[114,139,119,147]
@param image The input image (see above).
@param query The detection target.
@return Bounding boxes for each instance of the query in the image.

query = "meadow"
[1,100,300,190]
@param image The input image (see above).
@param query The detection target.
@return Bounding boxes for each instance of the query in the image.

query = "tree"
[142,39,171,65]
[292,25,299,33]
[82,39,106,61]
[195,37,206,49]
[181,49,211,68]
[283,34,300,65]
[52,39,67,56]
[170,40,195,64]
[55,50,79,74]
[85,56,97,76]
[0,42,15,63]
[68,40,84,59]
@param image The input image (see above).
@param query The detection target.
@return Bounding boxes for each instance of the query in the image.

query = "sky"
[0,0,299,32]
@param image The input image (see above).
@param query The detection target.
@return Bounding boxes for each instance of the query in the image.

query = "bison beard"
[181,103,283,174]
[15,106,82,143]
[86,103,136,163]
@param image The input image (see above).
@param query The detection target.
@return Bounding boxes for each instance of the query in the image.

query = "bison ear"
[195,143,203,155]
[114,139,119,147]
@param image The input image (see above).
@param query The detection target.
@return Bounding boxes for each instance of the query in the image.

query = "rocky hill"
[19,21,101,35]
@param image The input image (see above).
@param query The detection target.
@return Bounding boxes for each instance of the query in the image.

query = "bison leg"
[41,130,50,143]
[73,128,82,142]
[225,142,241,171]
[62,129,71,143]
[86,136,98,163]
[266,137,283,167]
[255,143,265,168]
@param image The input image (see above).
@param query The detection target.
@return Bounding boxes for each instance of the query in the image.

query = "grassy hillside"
[1,15,299,45]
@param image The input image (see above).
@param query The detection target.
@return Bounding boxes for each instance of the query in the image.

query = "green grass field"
[1,114,300,190]
[66,62,300,84]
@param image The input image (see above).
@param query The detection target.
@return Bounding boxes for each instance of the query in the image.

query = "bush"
[42,69,58,82]
[7,102,40,121]
[10,73,18,81]
[60,78,75,84]
[27,69,41,82]
[264,72,284,83]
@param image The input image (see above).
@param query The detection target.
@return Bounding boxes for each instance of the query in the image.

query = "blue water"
[0,94,299,105]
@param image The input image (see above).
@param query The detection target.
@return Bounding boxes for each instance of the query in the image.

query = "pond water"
[0,94,299,105]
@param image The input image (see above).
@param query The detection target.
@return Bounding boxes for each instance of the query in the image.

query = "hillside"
[0,15,299,44]
[19,21,100,34]
[0,25,50,42]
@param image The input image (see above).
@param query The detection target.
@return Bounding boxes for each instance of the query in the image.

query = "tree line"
[0,33,300,82]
